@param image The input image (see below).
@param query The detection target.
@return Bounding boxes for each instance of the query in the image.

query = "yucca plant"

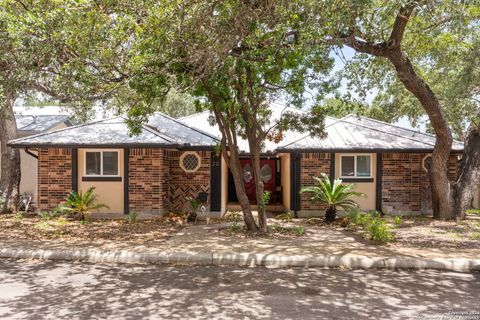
[300,173,365,224]
[60,187,108,222]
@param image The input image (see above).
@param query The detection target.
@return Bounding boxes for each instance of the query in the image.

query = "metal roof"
[278,114,464,152]
[9,117,176,148]
[179,103,338,153]
[9,112,219,148]
[148,112,218,146]
[15,115,71,133]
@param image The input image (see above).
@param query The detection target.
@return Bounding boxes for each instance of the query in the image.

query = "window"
[85,151,119,176]
[340,155,371,178]
[180,152,201,173]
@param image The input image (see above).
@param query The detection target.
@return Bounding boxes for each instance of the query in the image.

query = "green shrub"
[368,219,396,244]
[59,187,108,222]
[292,225,305,236]
[470,232,480,240]
[394,216,403,226]
[345,209,395,244]
[38,210,61,221]
[268,223,305,236]
[467,209,480,216]
[125,212,138,224]
[276,211,294,222]
[14,212,23,221]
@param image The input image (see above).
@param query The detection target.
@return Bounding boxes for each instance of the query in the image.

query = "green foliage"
[467,209,480,216]
[300,173,364,211]
[470,232,480,241]
[59,187,108,222]
[394,216,403,226]
[14,212,23,221]
[276,211,294,222]
[125,212,138,224]
[37,210,61,221]
[258,191,271,213]
[268,223,305,237]
[345,209,396,245]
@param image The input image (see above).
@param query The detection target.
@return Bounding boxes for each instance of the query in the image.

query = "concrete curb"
[1,247,479,272]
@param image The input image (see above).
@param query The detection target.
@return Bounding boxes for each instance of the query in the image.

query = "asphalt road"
[0,260,479,320]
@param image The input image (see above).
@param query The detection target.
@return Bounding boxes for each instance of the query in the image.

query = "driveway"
[0,260,479,319]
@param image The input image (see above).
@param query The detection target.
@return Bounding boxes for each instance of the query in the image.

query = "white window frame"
[339,154,372,178]
[84,149,121,177]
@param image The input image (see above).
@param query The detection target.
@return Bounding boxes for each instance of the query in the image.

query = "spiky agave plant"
[300,173,364,224]
[60,187,109,222]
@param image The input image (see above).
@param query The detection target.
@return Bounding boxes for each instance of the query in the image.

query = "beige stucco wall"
[474,186,480,208]
[221,156,228,213]
[19,149,38,202]
[335,153,377,211]
[78,148,124,214]
[279,153,291,210]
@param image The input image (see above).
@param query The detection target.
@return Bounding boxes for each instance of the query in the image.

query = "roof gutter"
[24,147,39,160]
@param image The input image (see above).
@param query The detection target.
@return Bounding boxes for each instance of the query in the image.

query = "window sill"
[82,176,122,182]
[340,178,374,183]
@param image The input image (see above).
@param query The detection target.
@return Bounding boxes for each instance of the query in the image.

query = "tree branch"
[389,2,416,47]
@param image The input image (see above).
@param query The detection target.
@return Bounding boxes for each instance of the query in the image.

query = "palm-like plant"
[60,187,109,222]
[300,173,365,224]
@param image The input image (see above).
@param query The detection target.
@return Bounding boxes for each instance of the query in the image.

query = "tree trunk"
[211,108,259,231]
[0,90,20,213]
[249,145,267,233]
[325,205,336,224]
[452,125,480,219]
[387,50,454,219]
[225,147,259,231]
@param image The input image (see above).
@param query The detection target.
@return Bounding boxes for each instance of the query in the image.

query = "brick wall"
[37,148,72,211]
[382,153,459,213]
[128,149,211,214]
[128,148,168,214]
[166,150,211,212]
[300,153,331,210]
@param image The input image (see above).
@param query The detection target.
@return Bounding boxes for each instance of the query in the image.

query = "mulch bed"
[0,213,181,242]
[388,215,480,249]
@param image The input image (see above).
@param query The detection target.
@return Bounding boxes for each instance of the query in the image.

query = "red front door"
[240,159,276,202]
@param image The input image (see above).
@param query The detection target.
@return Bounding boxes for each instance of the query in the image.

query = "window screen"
[341,156,355,177]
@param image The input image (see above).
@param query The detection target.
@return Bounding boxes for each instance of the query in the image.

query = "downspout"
[292,151,300,218]
[24,147,38,159]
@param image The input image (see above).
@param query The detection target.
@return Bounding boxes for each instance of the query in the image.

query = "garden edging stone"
[1,247,479,272]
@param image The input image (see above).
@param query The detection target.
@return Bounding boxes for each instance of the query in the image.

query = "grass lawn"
[0,213,181,242]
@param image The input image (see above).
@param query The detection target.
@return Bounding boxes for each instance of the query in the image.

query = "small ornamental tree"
[121,1,335,232]
[60,187,108,222]
[301,174,364,224]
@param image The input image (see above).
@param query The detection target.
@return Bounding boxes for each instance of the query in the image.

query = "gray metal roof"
[278,115,464,152]
[9,117,175,148]
[180,103,338,153]
[15,115,71,132]
[9,112,219,148]
[147,112,219,146]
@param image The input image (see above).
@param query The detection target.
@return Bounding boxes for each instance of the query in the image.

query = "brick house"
[8,106,476,217]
